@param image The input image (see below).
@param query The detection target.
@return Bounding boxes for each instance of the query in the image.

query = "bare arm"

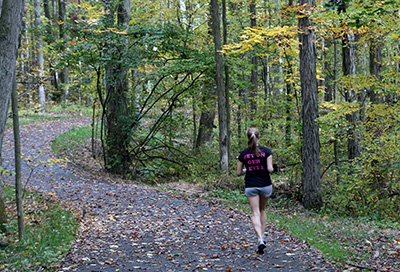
[267,155,274,173]
[236,161,246,176]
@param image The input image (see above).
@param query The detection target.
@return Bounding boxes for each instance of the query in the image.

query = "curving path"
[2,118,338,271]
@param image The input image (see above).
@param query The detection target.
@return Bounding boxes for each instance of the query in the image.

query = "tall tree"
[369,39,383,103]
[58,0,69,105]
[34,0,46,112]
[102,0,132,175]
[195,84,217,149]
[222,0,231,165]
[249,0,258,117]
[298,0,322,209]
[210,0,229,173]
[342,32,362,160]
[43,0,59,95]
[11,73,24,240]
[0,0,25,232]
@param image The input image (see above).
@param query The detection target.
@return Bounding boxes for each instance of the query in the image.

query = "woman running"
[237,127,273,254]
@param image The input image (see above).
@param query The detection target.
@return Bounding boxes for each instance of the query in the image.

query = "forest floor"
[2,117,384,272]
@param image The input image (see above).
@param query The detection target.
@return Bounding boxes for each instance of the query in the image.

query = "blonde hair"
[247,127,261,156]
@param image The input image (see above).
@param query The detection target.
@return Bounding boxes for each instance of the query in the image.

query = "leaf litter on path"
[2,118,339,271]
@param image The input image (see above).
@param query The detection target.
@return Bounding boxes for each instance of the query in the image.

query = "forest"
[0,0,400,271]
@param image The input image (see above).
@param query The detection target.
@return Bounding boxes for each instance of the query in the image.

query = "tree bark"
[196,84,216,148]
[58,0,69,105]
[249,0,257,117]
[210,0,229,173]
[0,0,25,232]
[342,33,361,160]
[369,39,383,103]
[34,0,46,112]
[103,0,132,175]
[11,73,25,240]
[298,0,322,210]
[222,0,231,166]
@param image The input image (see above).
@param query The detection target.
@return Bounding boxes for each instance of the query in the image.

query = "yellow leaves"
[390,32,400,41]
[320,101,362,117]
[77,3,100,11]
[223,25,299,56]
[107,28,128,35]
[321,101,337,110]
[83,28,128,35]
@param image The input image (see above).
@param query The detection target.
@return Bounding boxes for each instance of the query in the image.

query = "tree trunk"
[222,0,231,166]
[298,0,322,210]
[0,0,25,232]
[58,0,69,105]
[11,73,25,240]
[43,0,58,94]
[210,0,229,173]
[369,39,383,103]
[333,38,341,184]
[249,0,257,117]
[195,84,216,148]
[34,0,46,112]
[103,0,132,175]
[342,33,361,160]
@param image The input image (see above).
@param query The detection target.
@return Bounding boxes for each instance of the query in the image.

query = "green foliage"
[320,103,400,220]
[0,186,78,271]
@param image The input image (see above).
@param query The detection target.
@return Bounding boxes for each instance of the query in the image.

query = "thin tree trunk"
[43,0,58,94]
[249,0,257,117]
[11,73,25,240]
[0,0,25,232]
[222,0,230,166]
[342,33,361,160]
[299,0,322,210]
[210,0,229,173]
[59,0,69,105]
[333,38,341,184]
[34,0,46,112]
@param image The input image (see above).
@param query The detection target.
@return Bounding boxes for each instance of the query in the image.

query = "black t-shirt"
[238,146,272,188]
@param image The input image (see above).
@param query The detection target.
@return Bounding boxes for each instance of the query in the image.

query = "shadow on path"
[3,118,338,271]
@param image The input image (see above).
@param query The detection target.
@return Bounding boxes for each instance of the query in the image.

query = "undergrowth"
[0,185,78,271]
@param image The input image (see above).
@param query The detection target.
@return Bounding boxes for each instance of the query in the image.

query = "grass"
[51,126,93,157]
[0,186,79,271]
[5,102,91,129]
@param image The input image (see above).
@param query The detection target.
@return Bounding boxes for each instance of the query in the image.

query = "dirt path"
[2,118,338,271]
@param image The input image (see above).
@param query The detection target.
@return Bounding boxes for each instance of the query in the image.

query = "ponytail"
[247,127,261,156]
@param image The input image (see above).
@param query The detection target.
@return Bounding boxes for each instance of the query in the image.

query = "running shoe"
[257,241,266,254]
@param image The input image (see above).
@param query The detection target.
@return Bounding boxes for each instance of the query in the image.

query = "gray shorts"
[245,185,273,197]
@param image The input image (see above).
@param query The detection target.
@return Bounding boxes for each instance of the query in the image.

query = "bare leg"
[259,196,269,240]
[247,195,264,241]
